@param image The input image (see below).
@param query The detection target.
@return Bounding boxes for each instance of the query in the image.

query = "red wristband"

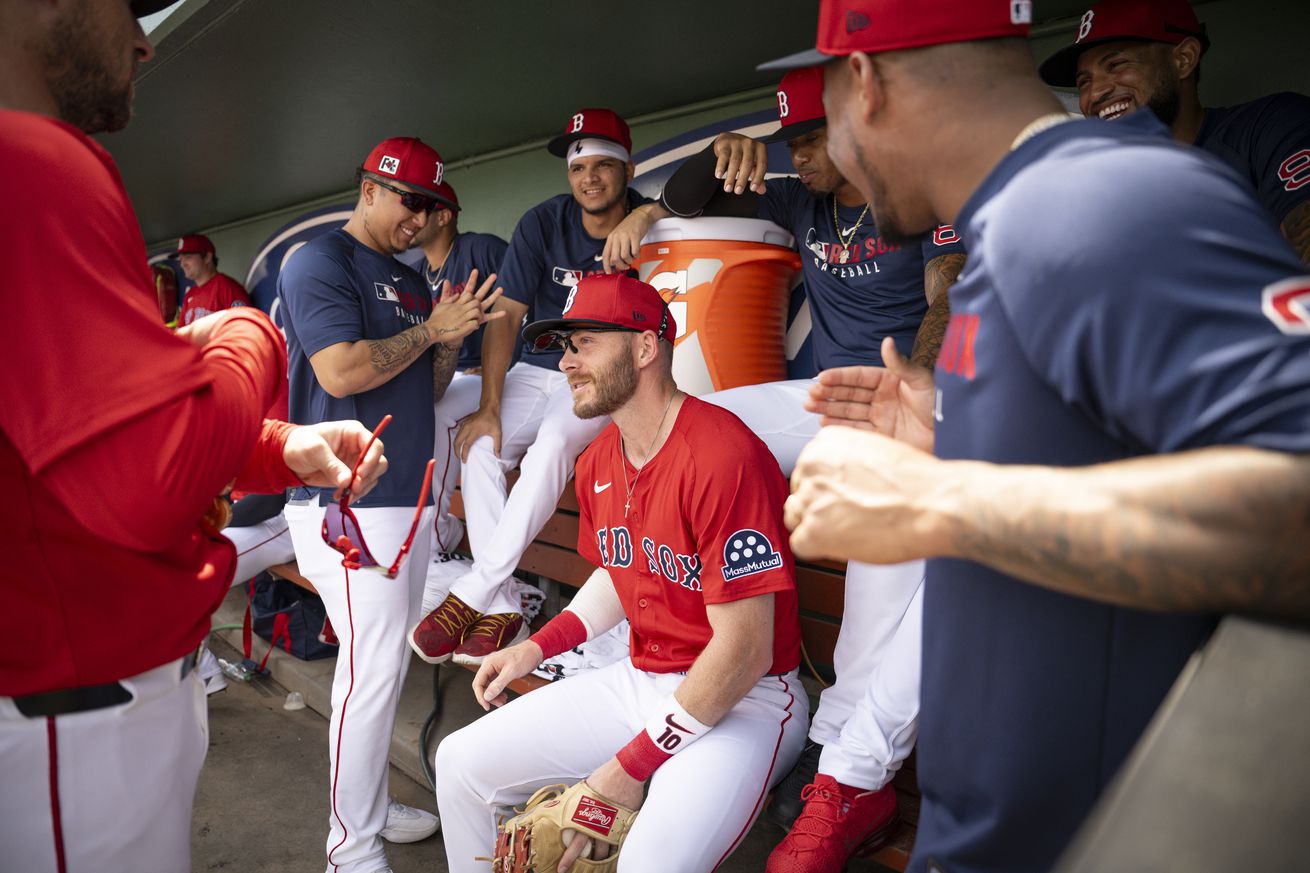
[527,611,587,661]
[615,731,672,783]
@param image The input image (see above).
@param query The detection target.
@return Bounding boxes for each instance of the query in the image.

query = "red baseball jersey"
[179,272,252,325]
[575,396,801,674]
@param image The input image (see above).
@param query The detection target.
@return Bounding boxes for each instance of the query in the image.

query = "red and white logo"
[377,155,400,176]
[777,90,790,119]
[1262,277,1310,334]
[933,225,959,246]
[1278,149,1310,192]
[571,796,618,836]
[1011,1,1033,26]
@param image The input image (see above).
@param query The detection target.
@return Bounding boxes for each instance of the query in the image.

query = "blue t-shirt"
[1195,92,1310,223]
[916,112,1310,873]
[278,229,435,508]
[396,230,509,370]
[760,178,965,369]
[499,189,650,370]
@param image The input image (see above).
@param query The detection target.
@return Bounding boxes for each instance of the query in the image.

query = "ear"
[851,51,886,125]
[1172,37,1202,81]
[360,179,375,206]
[625,160,636,183]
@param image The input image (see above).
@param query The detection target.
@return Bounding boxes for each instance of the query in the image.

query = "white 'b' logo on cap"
[378,155,400,175]
[1077,9,1095,41]
[777,90,790,119]
[571,113,585,133]
[434,162,444,186]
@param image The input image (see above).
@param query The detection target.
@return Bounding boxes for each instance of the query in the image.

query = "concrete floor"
[192,591,892,872]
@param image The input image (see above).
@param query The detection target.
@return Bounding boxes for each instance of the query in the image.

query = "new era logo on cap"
[846,10,870,33]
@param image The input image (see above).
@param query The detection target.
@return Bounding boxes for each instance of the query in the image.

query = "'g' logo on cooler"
[378,155,400,176]
[1077,9,1095,42]
[777,90,790,119]
[433,161,444,186]
[571,113,585,133]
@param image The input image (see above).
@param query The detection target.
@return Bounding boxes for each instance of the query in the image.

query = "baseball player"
[770,1,1310,871]
[175,232,255,324]
[434,273,808,873]
[1039,0,1310,265]
[278,135,504,872]
[0,2,387,870]
[604,66,964,871]
[393,180,511,605]
[409,108,652,666]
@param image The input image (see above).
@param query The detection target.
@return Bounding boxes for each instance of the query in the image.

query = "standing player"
[409,108,651,666]
[434,274,808,873]
[1038,0,1310,264]
[175,232,254,324]
[604,66,964,872]
[394,180,510,606]
[770,1,1310,872]
[0,1,387,870]
[278,135,504,872]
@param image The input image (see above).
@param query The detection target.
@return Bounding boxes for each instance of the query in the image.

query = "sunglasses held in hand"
[320,415,434,578]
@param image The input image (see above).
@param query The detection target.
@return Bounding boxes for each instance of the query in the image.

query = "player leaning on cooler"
[409,108,652,667]
[772,2,1310,873]
[174,232,254,325]
[1039,0,1310,265]
[605,65,965,873]
[393,179,512,610]
[277,135,503,873]
[0,1,388,870]
[434,274,808,873]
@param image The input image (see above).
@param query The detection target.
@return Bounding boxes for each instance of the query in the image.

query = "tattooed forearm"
[911,253,965,367]
[947,447,1310,619]
[1280,200,1310,267]
[433,342,460,401]
[366,324,431,375]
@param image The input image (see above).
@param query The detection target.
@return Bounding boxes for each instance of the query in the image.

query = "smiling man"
[174,233,252,325]
[409,108,653,668]
[1039,0,1310,264]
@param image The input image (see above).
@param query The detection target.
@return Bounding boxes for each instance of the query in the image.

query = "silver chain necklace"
[618,391,679,517]
[423,236,457,293]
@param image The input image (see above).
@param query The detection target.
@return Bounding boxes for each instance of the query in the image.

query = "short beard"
[41,9,133,134]
[853,137,918,246]
[1145,73,1182,128]
[572,346,638,419]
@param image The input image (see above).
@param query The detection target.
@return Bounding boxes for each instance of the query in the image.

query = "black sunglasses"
[372,179,440,215]
[532,327,638,354]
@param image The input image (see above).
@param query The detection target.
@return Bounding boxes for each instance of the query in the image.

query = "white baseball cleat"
[379,800,440,843]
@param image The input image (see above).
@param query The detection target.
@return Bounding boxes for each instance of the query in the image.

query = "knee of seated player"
[433,722,498,801]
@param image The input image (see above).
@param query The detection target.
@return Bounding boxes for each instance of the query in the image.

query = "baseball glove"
[492,781,639,873]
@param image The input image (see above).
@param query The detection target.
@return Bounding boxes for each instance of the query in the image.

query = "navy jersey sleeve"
[989,143,1310,454]
[277,242,364,358]
[922,223,966,262]
[1239,93,1310,223]
[497,208,549,307]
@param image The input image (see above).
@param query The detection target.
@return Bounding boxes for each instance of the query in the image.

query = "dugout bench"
[267,471,919,871]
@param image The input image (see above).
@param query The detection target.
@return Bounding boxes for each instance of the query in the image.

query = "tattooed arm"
[1280,200,1310,267]
[433,342,460,402]
[787,431,1310,619]
[910,253,966,368]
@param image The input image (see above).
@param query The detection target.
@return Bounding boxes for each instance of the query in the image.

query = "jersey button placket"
[649,643,660,653]
[638,598,649,608]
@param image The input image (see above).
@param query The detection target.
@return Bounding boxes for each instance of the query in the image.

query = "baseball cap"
[432,180,461,212]
[521,274,676,349]
[175,234,215,257]
[547,109,633,158]
[1038,0,1210,88]
[131,0,177,16]
[758,0,1033,71]
[763,67,827,143]
[361,136,447,200]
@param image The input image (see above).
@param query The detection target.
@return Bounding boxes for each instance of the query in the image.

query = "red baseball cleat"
[451,612,528,666]
[408,594,482,664]
[765,774,898,873]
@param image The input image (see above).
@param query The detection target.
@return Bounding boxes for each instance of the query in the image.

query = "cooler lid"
[641,217,795,249]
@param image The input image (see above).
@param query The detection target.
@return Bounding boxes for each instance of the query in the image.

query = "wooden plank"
[865,790,919,872]
[535,512,581,551]
[267,561,317,594]
[795,565,845,616]
[799,614,841,668]
[517,542,593,589]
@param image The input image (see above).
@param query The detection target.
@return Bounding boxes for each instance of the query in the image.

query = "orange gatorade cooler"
[635,217,800,396]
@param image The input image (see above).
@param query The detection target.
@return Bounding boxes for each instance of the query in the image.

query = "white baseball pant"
[0,656,208,873]
[286,501,435,873]
[430,371,483,556]
[435,659,808,873]
[703,378,923,789]
[451,361,607,615]
[224,511,295,586]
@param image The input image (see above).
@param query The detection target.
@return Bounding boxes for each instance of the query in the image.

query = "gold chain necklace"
[831,196,871,264]
[618,390,678,517]
[1010,112,1075,152]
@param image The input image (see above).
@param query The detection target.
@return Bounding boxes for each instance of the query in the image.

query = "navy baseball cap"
[1038,0,1210,88]
[522,274,675,350]
[759,0,1033,71]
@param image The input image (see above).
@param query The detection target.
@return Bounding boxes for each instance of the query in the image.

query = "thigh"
[700,379,818,474]
[475,363,555,467]
[435,372,483,429]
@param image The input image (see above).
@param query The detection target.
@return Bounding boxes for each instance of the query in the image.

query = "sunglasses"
[372,179,441,215]
[531,301,673,353]
[320,415,435,578]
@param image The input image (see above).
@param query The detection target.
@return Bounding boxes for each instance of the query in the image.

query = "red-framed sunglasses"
[320,415,435,578]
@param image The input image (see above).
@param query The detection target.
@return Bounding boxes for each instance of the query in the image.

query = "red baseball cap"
[763,67,827,143]
[521,274,675,350]
[1039,0,1209,88]
[432,180,460,212]
[547,108,633,157]
[361,136,447,200]
[759,0,1033,71]
[175,234,215,257]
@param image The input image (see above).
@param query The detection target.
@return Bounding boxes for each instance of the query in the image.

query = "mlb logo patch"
[378,155,400,176]
[374,282,400,303]
[722,529,783,580]
[552,267,583,288]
